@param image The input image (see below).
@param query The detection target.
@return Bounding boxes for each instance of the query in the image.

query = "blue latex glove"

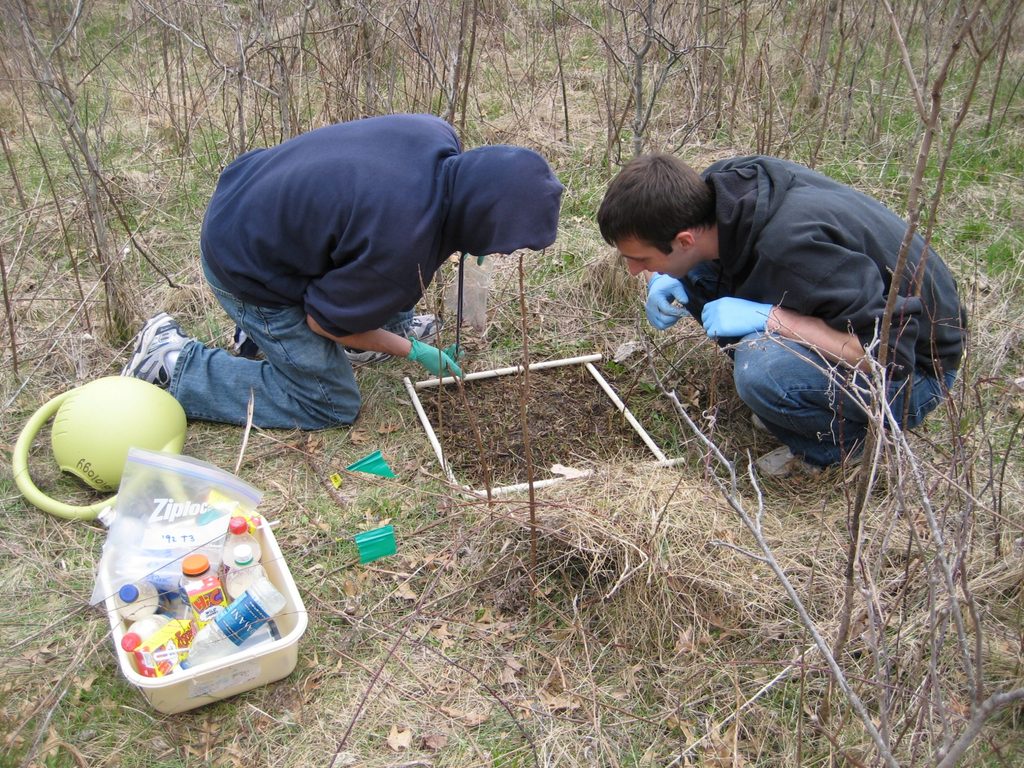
[645,273,689,330]
[701,297,774,339]
[408,338,463,378]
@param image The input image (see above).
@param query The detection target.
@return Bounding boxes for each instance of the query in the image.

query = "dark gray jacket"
[704,156,965,377]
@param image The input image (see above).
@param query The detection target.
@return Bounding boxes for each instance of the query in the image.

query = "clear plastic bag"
[444,256,492,333]
[90,449,262,606]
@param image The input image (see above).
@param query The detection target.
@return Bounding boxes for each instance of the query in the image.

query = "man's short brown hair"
[597,153,715,253]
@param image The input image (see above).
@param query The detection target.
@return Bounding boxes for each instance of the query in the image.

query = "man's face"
[616,232,702,278]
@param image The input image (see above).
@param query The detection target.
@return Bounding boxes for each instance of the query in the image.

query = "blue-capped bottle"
[181,575,285,668]
[113,579,161,622]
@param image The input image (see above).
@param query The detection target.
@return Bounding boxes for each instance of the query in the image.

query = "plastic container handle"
[12,391,112,520]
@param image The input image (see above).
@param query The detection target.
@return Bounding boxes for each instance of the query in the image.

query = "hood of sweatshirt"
[702,156,795,278]
[441,145,565,258]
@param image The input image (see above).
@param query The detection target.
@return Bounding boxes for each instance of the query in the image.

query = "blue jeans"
[733,335,956,466]
[681,262,956,467]
[167,257,411,429]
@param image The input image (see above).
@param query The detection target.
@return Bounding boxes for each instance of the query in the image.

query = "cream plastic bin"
[104,522,308,714]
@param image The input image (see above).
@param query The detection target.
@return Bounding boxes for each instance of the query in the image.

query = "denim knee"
[732,335,790,413]
[281,376,362,430]
[731,334,864,430]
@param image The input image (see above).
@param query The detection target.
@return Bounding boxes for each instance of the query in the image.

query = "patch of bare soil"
[418,363,660,488]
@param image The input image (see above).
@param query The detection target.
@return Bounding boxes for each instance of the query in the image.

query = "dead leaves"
[393,581,418,602]
[420,732,449,751]
[427,621,455,651]
[498,656,523,687]
[702,723,750,767]
[386,724,413,751]
[438,705,491,726]
[535,688,582,713]
[385,704,489,754]
[550,463,590,479]
[487,655,583,715]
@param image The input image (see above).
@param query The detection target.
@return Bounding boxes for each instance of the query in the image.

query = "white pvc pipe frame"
[403,353,685,498]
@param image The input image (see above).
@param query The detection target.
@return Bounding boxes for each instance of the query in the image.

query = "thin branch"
[653,379,900,767]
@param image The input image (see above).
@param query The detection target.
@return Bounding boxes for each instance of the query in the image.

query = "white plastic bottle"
[124,613,170,641]
[221,516,262,570]
[224,544,268,601]
[114,580,161,622]
[182,576,285,669]
[120,616,189,677]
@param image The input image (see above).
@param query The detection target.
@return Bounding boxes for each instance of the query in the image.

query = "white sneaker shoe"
[233,326,262,359]
[344,348,392,366]
[407,314,440,344]
[754,446,823,478]
[121,312,191,388]
[344,314,440,366]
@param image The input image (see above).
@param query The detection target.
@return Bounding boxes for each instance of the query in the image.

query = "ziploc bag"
[90,448,262,606]
[444,255,492,333]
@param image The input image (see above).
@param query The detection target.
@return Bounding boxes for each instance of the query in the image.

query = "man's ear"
[673,230,696,249]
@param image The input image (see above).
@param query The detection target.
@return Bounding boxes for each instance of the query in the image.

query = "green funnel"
[352,525,397,563]
[346,450,396,478]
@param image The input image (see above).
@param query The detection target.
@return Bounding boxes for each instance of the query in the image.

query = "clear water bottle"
[182,576,286,669]
[224,544,268,601]
[113,580,161,622]
[221,516,262,570]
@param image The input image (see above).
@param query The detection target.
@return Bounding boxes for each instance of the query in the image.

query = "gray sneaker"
[344,347,392,366]
[754,446,823,478]
[344,314,440,366]
[408,314,439,344]
[121,312,191,388]
[751,412,770,433]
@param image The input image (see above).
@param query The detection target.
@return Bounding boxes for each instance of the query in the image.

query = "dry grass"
[2,2,1024,766]
[6,309,1022,767]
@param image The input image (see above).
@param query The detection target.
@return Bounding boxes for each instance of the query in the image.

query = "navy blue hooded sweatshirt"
[702,156,965,378]
[201,114,564,337]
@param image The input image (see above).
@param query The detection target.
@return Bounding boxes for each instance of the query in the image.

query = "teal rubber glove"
[701,297,774,339]
[646,273,689,330]
[408,338,463,378]
[443,343,466,361]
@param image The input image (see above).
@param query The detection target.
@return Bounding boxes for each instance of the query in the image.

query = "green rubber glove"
[408,338,463,378]
[443,343,465,361]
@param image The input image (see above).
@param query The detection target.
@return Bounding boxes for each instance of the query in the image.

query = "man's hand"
[701,297,774,339]
[443,343,465,361]
[645,273,689,330]
[408,338,463,377]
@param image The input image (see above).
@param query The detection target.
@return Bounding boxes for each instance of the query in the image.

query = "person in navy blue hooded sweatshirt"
[121,114,565,429]
[597,153,965,476]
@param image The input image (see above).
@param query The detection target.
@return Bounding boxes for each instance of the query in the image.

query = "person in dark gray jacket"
[597,153,965,475]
